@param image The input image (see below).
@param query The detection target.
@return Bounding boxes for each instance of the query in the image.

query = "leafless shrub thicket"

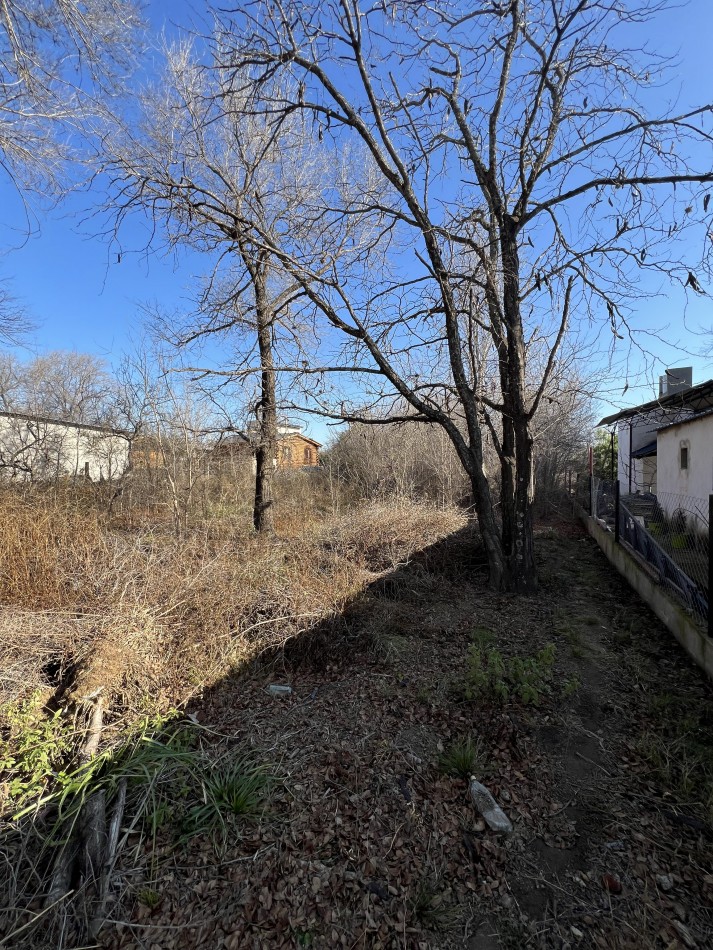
[326,378,592,512]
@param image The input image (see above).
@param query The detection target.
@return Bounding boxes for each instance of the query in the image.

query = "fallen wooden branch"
[89,776,127,939]
[45,692,106,917]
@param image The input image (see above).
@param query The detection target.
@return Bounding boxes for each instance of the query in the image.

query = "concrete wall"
[0,415,130,481]
[579,508,713,681]
[657,415,713,525]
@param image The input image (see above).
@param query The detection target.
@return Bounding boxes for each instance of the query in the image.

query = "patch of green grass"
[469,626,495,648]
[637,693,713,822]
[181,753,271,842]
[464,643,556,705]
[9,714,273,858]
[438,736,488,780]
[412,880,459,931]
[553,610,589,659]
[671,533,689,551]
[415,686,433,705]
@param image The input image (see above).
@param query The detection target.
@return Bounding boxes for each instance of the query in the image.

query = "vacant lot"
[2,493,713,949]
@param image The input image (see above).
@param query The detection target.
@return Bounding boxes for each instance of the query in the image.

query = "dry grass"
[0,486,468,946]
[319,499,467,572]
[0,488,466,724]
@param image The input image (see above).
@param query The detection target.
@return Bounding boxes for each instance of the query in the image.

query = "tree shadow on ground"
[7,513,713,950]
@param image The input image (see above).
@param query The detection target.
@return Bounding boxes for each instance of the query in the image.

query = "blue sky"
[0,0,712,445]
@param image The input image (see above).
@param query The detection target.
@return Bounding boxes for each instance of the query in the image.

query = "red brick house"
[277,428,321,469]
[213,425,321,471]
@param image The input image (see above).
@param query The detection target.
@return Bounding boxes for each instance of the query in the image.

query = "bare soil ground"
[98,514,713,950]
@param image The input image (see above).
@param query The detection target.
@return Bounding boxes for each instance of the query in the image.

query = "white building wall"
[656,414,713,526]
[0,416,130,481]
[617,417,660,492]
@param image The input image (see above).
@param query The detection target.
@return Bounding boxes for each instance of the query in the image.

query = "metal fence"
[588,477,710,628]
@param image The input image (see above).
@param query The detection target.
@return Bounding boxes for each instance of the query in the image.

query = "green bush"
[0,691,75,810]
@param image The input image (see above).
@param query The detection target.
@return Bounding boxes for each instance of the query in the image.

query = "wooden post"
[614,480,620,544]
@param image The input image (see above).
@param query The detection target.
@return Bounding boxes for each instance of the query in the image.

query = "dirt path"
[101,515,713,949]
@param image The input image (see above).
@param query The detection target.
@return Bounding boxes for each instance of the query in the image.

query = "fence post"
[709,494,712,640]
[615,480,620,544]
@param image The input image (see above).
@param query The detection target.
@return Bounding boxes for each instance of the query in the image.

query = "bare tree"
[0,0,142,195]
[101,40,365,532]
[0,1,142,347]
[0,283,33,345]
[0,349,116,421]
[209,0,713,591]
[116,341,223,536]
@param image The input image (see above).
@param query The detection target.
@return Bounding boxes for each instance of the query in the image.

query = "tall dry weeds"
[0,489,467,719]
[0,487,469,947]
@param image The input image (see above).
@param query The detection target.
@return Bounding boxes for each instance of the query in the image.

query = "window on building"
[304,446,311,464]
[680,445,689,470]
[282,445,292,463]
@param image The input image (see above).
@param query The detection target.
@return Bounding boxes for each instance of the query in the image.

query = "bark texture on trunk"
[497,216,538,593]
[253,268,277,534]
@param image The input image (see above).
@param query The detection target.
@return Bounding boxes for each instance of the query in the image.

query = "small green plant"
[0,691,75,810]
[438,736,487,780]
[637,693,713,822]
[465,643,556,705]
[671,532,689,551]
[183,753,270,842]
[562,675,581,698]
[9,714,271,858]
[415,686,433,705]
[137,887,162,909]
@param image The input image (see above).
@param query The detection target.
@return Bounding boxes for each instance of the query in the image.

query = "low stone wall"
[576,505,713,681]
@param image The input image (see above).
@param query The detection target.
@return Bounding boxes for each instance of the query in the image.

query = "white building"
[656,409,713,528]
[598,369,713,498]
[0,410,130,481]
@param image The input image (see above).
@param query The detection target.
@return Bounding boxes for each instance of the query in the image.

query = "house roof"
[233,430,322,449]
[0,409,130,438]
[657,405,713,434]
[596,378,713,427]
[284,432,322,448]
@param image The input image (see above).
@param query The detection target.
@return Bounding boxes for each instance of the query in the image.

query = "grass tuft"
[438,735,488,780]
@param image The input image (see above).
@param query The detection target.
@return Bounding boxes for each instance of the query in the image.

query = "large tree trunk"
[503,418,536,592]
[470,472,506,590]
[498,216,538,593]
[253,271,277,534]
